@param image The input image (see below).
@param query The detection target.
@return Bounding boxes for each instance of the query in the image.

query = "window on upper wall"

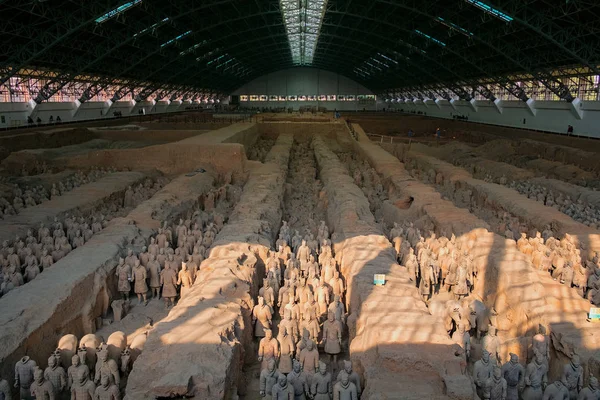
[307,95,317,101]
[318,95,326,101]
[250,95,259,101]
[347,95,355,101]
[270,95,278,101]
[338,95,346,101]
[288,95,297,101]
[240,95,249,101]
[259,95,268,101]
[279,96,286,101]
[298,95,307,101]
[327,95,336,101]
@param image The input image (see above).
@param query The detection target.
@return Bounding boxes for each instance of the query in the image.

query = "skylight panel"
[161,30,192,48]
[464,0,513,22]
[180,40,209,56]
[436,17,474,37]
[133,17,169,37]
[414,29,447,47]
[279,0,328,65]
[96,0,142,24]
[378,53,399,64]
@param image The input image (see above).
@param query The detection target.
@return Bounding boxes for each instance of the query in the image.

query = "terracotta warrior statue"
[147,254,161,299]
[44,355,66,397]
[252,296,272,338]
[322,312,343,368]
[335,360,361,399]
[561,355,583,399]
[30,367,55,400]
[0,375,10,400]
[115,258,131,301]
[258,329,280,371]
[578,376,600,400]
[311,361,333,400]
[299,340,320,378]
[522,350,548,400]
[94,350,119,388]
[484,366,507,400]
[70,369,96,400]
[501,353,524,400]
[93,374,120,400]
[287,360,310,400]
[67,355,89,390]
[541,378,569,400]
[131,260,148,305]
[176,262,194,299]
[14,355,37,400]
[271,374,294,400]
[160,264,178,308]
[473,350,494,400]
[259,359,280,399]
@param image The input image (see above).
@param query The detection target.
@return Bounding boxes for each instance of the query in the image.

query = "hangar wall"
[231,67,377,111]
[384,98,600,139]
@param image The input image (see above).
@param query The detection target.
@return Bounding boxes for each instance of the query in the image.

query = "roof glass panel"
[95,0,142,24]
[279,0,328,65]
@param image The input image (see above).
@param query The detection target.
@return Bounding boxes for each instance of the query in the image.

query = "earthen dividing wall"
[125,134,293,399]
[387,142,600,210]
[0,128,95,157]
[404,151,600,252]
[0,171,146,244]
[313,135,472,399]
[0,172,215,386]
[353,129,600,382]
[3,123,259,177]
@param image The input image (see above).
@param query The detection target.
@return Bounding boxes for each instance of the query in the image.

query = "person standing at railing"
[408,129,414,138]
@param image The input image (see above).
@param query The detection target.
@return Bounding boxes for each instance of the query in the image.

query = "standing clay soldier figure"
[253,297,272,338]
[93,374,120,400]
[70,369,95,400]
[30,368,55,400]
[278,327,295,375]
[419,261,435,302]
[94,351,119,388]
[474,351,494,400]
[333,373,358,400]
[131,260,148,305]
[44,356,66,397]
[542,378,569,400]
[123,186,134,208]
[322,312,343,369]
[561,355,583,399]
[311,361,333,400]
[483,326,501,364]
[147,254,161,300]
[177,262,194,299]
[259,359,280,399]
[484,367,507,400]
[14,355,37,400]
[288,360,309,400]
[336,361,361,399]
[115,258,131,301]
[502,353,524,400]
[532,325,551,369]
[272,375,294,400]
[258,329,280,371]
[159,264,178,308]
[578,376,600,400]
[523,350,548,400]
[299,340,320,379]
[453,263,469,300]
[67,356,89,390]
[0,375,10,400]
